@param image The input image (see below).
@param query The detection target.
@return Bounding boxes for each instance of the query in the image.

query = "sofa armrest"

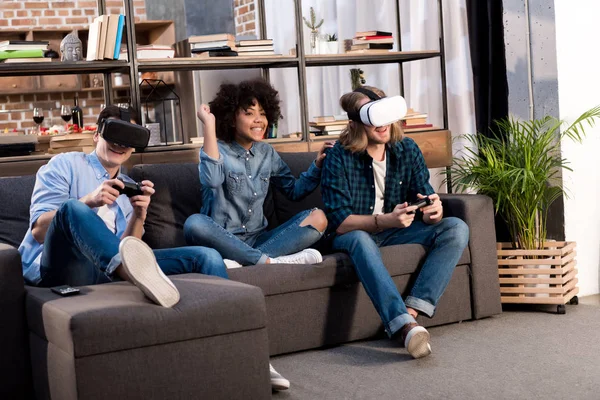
[0,244,32,398]
[440,194,502,319]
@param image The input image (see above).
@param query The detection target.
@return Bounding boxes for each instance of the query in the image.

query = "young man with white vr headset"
[320,86,469,359]
[19,105,228,308]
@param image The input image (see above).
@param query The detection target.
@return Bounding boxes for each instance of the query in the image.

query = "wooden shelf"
[305,51,440,67]
[0,60,130,77]
[138,56,299,72]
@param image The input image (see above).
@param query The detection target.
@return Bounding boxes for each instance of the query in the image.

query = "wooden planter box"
[497,241,579,313]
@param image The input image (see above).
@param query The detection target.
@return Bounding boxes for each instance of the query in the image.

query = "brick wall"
[234,0,256,37]
[0,0,146,132]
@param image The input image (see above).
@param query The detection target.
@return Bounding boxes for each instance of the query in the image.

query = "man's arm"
[31,210,57,243]
[336,203,418,235]
[121,180,154,239]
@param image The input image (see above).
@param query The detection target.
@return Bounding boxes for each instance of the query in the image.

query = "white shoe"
[269,363,290,391]
[270,249,323,265]
[119,236,180,308]
[223,259,243,269]
[403,325,432,359]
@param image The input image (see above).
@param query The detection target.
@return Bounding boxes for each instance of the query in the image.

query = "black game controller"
[407,197,432,214]
[113,177,144,197]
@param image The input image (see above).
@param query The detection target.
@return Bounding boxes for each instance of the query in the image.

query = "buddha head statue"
[60,31,83,62]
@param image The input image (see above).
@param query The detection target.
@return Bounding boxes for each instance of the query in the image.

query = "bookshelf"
[0,0,451,175]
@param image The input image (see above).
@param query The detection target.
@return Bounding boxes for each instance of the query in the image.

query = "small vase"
[310,30,319,54]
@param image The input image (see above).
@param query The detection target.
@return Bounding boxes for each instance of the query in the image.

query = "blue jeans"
[331,217,469,337]
[184,209,324,265]
[38,200,227,287]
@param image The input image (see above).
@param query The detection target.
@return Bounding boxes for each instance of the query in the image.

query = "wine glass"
[32,108,44,135]
[60,105,72,123]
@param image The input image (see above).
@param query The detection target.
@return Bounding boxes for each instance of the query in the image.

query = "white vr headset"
[347,88,408,127]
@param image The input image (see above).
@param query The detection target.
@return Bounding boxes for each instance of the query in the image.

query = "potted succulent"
[450,108,600,309]
[319,33,338,54]
[303,6,323,54]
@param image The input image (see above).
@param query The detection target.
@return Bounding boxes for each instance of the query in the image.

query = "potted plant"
[319,33,338,54]
[450,108,600,310]
[303,6,323,54]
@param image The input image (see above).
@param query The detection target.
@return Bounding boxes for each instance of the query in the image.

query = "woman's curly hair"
[209,78,282,142]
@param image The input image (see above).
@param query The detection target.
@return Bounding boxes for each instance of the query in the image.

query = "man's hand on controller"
[130,180,155,221]
[381,202,418,229]
[419,193,443,224]
[79,179,122,208]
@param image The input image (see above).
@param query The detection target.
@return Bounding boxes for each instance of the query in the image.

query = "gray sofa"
[0,151,502,399]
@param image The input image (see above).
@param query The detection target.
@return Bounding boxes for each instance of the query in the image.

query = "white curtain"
[265,0,476,192]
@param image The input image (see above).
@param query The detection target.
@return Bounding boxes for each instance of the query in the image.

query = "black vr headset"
[347,87,408,127]
[98,107,150,149]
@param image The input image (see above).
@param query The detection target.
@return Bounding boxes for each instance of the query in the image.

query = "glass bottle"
[71,95,83,129]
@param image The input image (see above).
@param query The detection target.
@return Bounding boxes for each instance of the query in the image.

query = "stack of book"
[347,30,394,54]
[0,40,49,63]
[48,133,95,154]
[86,14,125,61]
[309,115,349,136]
[402,109,434,132]
[189,33,238,58]
[236,39,275,57]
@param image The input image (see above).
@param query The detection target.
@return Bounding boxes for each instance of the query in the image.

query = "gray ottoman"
[26,274,270,400]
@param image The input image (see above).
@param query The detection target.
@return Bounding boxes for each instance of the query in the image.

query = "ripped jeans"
[184,208,324,265]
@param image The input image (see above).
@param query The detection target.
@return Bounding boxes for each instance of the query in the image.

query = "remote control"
[113,177,144,197]
[407,197,432,214]
[51,285,81,297]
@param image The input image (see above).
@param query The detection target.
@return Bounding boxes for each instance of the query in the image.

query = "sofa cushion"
[26,274,266,357]
[229,244,470,296]
[274,152,325,224]
[0,175,35,248]
[129,163,279,249]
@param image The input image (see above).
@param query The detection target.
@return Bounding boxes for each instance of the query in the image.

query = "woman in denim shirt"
[184,79,334,268]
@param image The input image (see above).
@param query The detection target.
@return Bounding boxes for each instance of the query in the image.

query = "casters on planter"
[569,296,579,305]
[557,304,566,314]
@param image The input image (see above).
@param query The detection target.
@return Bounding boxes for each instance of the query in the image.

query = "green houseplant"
[451,107,600,250]
[303,6,324,54]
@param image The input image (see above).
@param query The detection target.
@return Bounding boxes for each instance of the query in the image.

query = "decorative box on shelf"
[497,241,579,314]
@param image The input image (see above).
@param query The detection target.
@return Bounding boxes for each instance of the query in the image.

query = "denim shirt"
[18,151,135,285]
[199,140,321,237]
[321,138,435,233]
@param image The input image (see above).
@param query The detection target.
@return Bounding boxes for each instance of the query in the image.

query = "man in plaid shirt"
[321,87,469,359]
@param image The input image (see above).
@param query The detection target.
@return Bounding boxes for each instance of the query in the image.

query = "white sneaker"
[270,249,323,265]
[119,236,180,308]
[269,363,290,391]
[223,259,243,269]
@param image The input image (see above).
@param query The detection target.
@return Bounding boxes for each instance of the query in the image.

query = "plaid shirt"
[321,138,435,233]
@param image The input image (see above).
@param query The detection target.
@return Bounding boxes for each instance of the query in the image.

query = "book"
[192,50,238,58]
[97,15,110,60]
[119,46,175,60]
[237,39,274,47]
[103,14,121,59]
[191,41,236,51]
[113,14,125,60]
[188,33,235,44]
[350,43,394,50]
[312,115,336,123]
[0,49,45,60]
[355,30,393,37]
[236,45,274,52]
[190,46,234,53]
[0,40,49,51]
[354,35,394,40]
[2,57,52,63]
[236,50,275,56]
[86,18,101,61]
[352,38,394,45]
[345,49,392,55]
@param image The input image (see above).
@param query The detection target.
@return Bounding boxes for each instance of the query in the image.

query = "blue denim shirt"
[199,140,321,237]
[18,151,135,285]
[321,138,435,233]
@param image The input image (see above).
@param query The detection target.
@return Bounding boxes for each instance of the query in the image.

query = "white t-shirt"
[97,204,117,234]
[372,155,387,215]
